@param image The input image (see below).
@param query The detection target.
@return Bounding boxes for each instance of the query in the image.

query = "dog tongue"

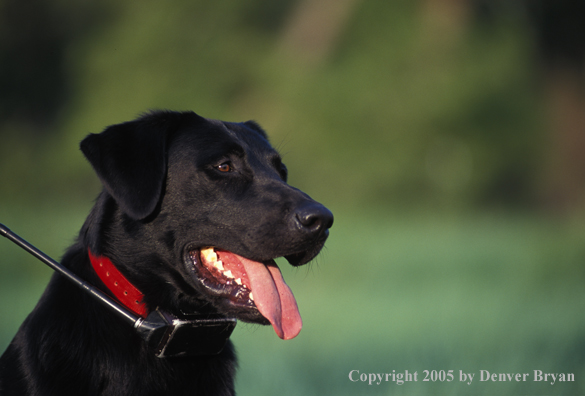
[222,252,302,340]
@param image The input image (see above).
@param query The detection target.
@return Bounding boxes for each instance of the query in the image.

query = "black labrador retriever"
[0,111,333,395]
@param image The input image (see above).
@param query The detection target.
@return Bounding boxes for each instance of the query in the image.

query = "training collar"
[1,222,235,358]
[88,249,237,357]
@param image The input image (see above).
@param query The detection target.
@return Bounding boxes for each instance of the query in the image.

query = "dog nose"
[294,202,334,234]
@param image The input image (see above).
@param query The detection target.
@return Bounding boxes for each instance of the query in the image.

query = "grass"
[1,203,585,395]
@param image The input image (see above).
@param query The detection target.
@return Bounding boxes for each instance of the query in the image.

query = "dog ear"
[80,111,183,220]
[243,120,268,139]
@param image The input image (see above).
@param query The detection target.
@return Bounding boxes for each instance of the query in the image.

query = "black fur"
[0,111,333,396]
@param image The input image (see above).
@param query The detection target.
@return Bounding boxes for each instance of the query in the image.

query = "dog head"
[80,111,333,340]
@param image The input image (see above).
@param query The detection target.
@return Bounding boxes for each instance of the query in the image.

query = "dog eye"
[216,162,232,173]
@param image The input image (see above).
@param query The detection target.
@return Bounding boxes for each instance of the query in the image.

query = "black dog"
[0,111,333,395]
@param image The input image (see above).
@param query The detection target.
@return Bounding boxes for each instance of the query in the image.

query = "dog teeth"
[214,260,224,271]
[200,248,247,286]
[249,292,254,301]
[200,247,217,262]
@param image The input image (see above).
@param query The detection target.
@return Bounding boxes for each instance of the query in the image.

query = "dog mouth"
[187,247,302,340]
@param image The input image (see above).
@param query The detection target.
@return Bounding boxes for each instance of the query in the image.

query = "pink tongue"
[234,255,302,340]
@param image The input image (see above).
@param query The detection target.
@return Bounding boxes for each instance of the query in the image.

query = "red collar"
[88,250,147,317]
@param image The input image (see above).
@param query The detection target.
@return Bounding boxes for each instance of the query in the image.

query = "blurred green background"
[2,1,585,394]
